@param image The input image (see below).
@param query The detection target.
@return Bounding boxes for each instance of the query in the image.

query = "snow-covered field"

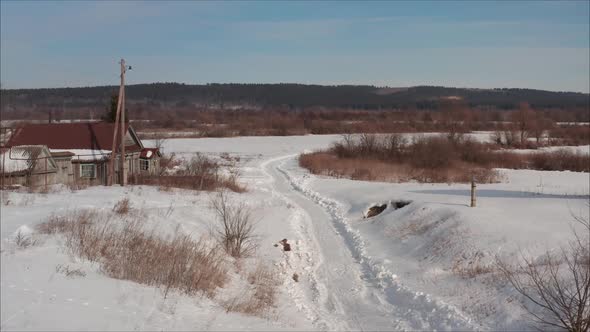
[2,134,589,331]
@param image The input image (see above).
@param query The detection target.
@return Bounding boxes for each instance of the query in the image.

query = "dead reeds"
[36,210,229,298]
[300,134,588,184]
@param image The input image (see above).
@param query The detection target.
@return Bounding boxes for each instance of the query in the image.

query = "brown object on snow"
[365,204,387,218]
[279,239,291,251]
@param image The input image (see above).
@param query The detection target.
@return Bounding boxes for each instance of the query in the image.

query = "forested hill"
[1,83,589,111]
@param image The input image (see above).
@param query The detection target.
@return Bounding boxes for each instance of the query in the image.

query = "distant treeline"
[1,83,589,114]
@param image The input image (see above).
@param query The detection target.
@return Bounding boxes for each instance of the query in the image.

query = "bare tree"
[530,113,555,146]
[154,136,167,155]
[341,133,355,151]
[359,133,377,154]
[497,204,590,332]
[511,102,536,146]
[440,99,470,142]
[384,133,406,161]
[210,191,258,258]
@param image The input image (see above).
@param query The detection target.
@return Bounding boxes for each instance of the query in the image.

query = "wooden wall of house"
[73,161,107,186]
[28,156,59,187]
[1,173,28,186]
[53,158,74,185]
[149,158,160,175]
[114,153,141,183]
[28,172,58,187]
[138,157,160,176]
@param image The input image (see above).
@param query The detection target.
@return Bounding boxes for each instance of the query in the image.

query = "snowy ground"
[2,133,589,331]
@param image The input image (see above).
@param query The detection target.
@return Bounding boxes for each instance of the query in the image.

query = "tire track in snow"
[263,155,404,330]
[261,155,349,331]
[268,155,479,331]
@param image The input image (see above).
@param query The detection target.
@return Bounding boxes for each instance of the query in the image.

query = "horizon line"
[2,82,589,94]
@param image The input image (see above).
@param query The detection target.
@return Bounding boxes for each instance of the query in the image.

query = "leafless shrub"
[14,231,37,249]
[210,191,258,258]
[530,150,590,173]
[452,251,496,279]
[359,133,378,154]
[133,174,245,193]
[132,153,245,192]
[68,183,88,192]
[36,211,95,235]
[550,125,590,146]
[182,153,218,177]
[492,131,504,145]
[154,136,167,154]
[384,133,407,161]
[158,152,180,176]
[300,151,498,184]
[496,209,590,332]
[302,134,587,185]
[113,197,131,215]
[55,264,86,278]
[36,210,229,298]
[223,263,280,316]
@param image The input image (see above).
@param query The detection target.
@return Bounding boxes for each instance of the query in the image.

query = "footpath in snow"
[263,154,478,330]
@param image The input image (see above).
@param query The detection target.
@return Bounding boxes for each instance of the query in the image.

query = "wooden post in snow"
[470,176,477,207]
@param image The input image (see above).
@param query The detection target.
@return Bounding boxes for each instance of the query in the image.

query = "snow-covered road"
[264,155,476,331]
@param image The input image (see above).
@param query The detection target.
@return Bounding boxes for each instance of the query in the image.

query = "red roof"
[6,122,142,152]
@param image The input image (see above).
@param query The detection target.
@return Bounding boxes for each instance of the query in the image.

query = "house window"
[140,159,149,171]
[80,164,96,178]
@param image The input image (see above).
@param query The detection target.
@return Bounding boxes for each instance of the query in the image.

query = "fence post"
[45,157,48,190]
[470,176,477,208]
[1,148,5,188]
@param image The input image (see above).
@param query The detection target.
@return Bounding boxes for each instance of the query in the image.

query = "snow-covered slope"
[2,134,589,331]
[277,154,589,330]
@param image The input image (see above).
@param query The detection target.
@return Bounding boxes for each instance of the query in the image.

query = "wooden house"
[3,122,160,186]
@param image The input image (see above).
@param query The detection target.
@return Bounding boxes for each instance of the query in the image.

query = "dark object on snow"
[292,273,299,282]
[279,239,291,251]
[365,204,387,218]
[392,200,412,209]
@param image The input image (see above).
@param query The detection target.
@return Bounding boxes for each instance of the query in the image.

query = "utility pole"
[107,59,130,186]
[120,59,127,186]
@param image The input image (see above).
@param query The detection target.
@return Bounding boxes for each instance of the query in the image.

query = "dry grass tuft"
[36,210,229,298]
[55,264,86,278]
[451,252,496,279]
[14,231,37,249]
[113,197,131,215]
[223,263,280,316]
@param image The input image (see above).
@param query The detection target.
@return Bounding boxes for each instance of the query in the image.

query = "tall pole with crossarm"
[107,59,130,186]
[120,59,127,186]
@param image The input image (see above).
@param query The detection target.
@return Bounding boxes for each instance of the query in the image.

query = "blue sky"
[1,1,589,92]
